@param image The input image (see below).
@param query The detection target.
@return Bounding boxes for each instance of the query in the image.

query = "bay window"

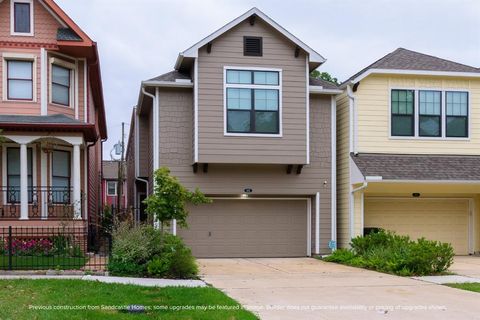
[7,60,33,100]
[51,64,71,106]
[225,69,281,135]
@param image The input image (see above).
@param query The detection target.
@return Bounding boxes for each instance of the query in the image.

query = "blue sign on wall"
[328,240,337,250]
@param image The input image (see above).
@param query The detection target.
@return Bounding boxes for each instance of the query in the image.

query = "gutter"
[309,86,343,95]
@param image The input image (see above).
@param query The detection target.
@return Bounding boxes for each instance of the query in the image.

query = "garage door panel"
[365,198,469,255]
[178,199,308,258]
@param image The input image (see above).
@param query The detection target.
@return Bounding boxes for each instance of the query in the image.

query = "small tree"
[143,167,211,239]
[310,70,339,85]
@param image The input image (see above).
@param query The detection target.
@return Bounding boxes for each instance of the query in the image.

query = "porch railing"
[0,187,83,220]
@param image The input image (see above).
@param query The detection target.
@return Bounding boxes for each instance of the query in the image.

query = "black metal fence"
[0,226,109,271]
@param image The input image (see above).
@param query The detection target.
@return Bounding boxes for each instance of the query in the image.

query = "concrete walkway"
[0,275,206,287]
[199,258,480,320]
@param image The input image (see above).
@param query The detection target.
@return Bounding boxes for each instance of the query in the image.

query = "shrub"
[108,223,198,279]
[323,230,454,276]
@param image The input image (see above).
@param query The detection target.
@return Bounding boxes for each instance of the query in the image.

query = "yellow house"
[337,48,480,255]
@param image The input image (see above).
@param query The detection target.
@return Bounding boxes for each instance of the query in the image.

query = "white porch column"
[73,144,82,219]
[20,143,28,220]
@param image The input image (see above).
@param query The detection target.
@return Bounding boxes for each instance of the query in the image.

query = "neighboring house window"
[225,69,281,134]
[7,60,33,100]
[11,0,33,35]
[7,147,33,203]
[51,150,71,203]
[446,91,468,138]
[244,37,263,56]
[51,65,71,106]
[107,181,117,196]
[419,90,441,137]
[391,89,414,136]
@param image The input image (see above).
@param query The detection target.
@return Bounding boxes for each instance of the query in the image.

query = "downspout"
[350,181,368,240]
[347,84,357,155]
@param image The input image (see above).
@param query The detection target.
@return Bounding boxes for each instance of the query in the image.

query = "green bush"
[108,223,198,279]
[323,230,454,276]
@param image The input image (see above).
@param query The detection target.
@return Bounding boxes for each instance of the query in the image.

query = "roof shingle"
[309,77,339,90]
[343,48,480,85]
[147,71,191,82]
[351,153,480,181]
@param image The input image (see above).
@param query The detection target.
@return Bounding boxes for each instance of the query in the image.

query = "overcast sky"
[55,0,480,159]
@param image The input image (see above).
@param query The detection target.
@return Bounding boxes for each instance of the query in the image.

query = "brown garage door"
[177,199,308,258]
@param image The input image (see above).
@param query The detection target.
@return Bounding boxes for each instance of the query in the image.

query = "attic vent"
[244,36,262,56]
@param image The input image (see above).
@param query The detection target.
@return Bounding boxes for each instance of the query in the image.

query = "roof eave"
[141,80,193,88]
[309,86,343,95]
[349,68,480,85]
[176,7,326,70]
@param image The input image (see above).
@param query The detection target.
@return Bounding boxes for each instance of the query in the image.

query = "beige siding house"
[126,8,341,257]
[337,48,480,254]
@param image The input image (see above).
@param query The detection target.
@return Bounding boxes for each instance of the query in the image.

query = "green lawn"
[0,279,258,320]
[0,255,87,270]
[446,283,480,293]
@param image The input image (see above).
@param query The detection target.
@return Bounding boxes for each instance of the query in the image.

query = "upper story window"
[391,89,469,139]
[225,68,281,135]
[419,90,441,137]
[446,91,468,138]
[11,0,33,36]
[51,65,71,106]
[244,37,263,56]
[391,89,414,136]
[7,60,33,101]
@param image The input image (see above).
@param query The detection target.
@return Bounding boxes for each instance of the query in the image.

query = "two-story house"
[337,48,480,255]
[0,0,107,232]
[127,8,341,257]
[102,160,126,208]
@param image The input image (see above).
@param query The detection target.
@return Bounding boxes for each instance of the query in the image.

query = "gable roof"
[174,7,326,70]
[39,0,107,139]
[342,48,480,86]
[351,153,480,181]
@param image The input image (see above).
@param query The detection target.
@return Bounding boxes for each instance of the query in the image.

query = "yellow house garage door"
[365,198,470,255]
[177,199,308,258]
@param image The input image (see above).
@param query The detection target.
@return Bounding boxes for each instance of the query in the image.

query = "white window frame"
[10,0,34,37]
[2,52,37,102]
[49,57,76,108]
[107,181,117,196]
[389,87,471,141]
[223,66,283,137]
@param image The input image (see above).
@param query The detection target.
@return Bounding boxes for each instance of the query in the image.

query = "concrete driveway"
[451,256,480,278]
[198,258,480,320]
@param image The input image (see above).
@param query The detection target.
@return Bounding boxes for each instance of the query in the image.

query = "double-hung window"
[7,147,33,203]
[51,150,71,204]
[419,90,441,137]
[391,89,414,136]
[11,0,33,35]
[391,89,469,138]
[446,91,468,138]
[51,65,71,106]
[7,60,33,100]
[225,69,281,135]
[107,181,117,196]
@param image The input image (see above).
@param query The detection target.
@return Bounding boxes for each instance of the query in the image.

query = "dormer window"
[11,0,34,36]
